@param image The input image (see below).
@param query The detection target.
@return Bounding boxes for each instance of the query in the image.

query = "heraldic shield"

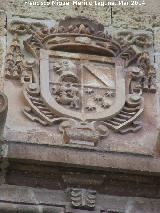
[40,49,125,122]
[14,16,146,145]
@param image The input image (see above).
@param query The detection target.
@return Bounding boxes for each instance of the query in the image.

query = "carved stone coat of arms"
[4,16,157,149]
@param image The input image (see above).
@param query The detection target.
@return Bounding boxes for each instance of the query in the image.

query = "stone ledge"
[0,184,159,212]
[3,141,160,174]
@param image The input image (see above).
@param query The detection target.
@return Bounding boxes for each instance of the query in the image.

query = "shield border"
[40,49,126,121]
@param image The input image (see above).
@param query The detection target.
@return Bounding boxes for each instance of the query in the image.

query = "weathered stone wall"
[0,0,160,78]
[0,1,160,213]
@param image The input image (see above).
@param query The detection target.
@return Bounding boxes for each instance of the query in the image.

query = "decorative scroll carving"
[8,20,47,35]
[5,16,156,146]
[137,52,156,93]
[105,94,143,134]
[114,31,156,93]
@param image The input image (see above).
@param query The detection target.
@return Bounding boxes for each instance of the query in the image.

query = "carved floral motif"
[67,188,123,213]
[70,188,96,210]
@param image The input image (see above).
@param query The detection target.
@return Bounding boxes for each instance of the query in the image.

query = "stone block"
[112,0,160,30]
[4,0,111,26]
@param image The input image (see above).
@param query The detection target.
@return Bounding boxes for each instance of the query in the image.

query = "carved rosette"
[5,16,156,146]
